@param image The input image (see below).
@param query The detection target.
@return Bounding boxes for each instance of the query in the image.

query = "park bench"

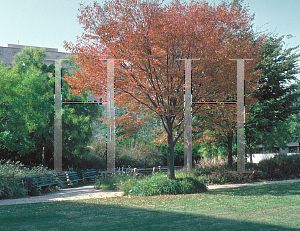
[97,168,129,178]
[155,166,184,173]
[97,170,116,178]
[58,171,83,185]
[132,167,156,177]
[228,170,254,174]
[30,174,60,191]
[131,166,184,177]
[83,169,98,182]
[20,177,33,194]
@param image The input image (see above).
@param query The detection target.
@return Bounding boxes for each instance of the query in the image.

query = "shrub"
[116,175,139,195]
[94,173,139,194]
[256,153,300,180]
[193,156,257,185]
[129,175,208,196]
[95,176,117,190]
[207,167,255,185]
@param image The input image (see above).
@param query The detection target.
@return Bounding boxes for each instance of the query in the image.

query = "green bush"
[193,157,257,185]
[116,176,139,195]
[256,153,300,180]
[94,174,139,194]
[129,175,208,196]
[95,176,117,190]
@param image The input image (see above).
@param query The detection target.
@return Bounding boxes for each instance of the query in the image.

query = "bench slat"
[83,169,98,182]
[58,172,83,184]
[30,174,59,190]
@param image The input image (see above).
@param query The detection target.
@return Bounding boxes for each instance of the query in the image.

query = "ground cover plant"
[1,181,299,230]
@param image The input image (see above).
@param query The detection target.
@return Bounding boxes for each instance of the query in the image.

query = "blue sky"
[1,0,299,78]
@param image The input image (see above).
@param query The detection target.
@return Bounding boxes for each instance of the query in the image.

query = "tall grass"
[89,136,165,168]
[115,140,165,168]
[0,160,57,199]
[194,156,229,169]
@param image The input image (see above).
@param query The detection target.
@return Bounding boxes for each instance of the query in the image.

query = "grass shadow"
[0,196,299,230]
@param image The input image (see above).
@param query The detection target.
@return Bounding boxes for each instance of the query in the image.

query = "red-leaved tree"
[64,0,263,179]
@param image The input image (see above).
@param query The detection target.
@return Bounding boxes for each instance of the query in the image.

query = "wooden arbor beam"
[182,59,252,173]
[52,58,118,173]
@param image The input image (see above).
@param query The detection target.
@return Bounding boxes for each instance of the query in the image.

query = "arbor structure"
[64,0,263,179]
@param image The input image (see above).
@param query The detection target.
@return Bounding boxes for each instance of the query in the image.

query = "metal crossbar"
[193,101,237,104]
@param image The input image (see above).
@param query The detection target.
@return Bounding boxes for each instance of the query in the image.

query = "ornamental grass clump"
[0,159,58,199]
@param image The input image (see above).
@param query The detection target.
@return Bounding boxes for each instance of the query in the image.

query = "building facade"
[0,44,69,66]
[247,142,300,163]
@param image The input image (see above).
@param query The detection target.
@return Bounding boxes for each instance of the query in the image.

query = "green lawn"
[1,182,300,231]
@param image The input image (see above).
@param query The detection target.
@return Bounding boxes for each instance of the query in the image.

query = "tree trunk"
[167,133,175,179]
[227,133,233,167]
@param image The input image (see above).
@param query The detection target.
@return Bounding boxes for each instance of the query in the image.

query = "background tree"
[64,0,263,179]
[194,104,237,167]
[0,47,103,169]
[0,48,51,165]
[245,34,300,157]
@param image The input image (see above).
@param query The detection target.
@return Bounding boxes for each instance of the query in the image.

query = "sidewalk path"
[1,179,300,206]
[0,185,124,206]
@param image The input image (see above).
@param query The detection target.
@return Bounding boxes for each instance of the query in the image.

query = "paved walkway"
[0,185,124,206]
[1,179,300,206]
